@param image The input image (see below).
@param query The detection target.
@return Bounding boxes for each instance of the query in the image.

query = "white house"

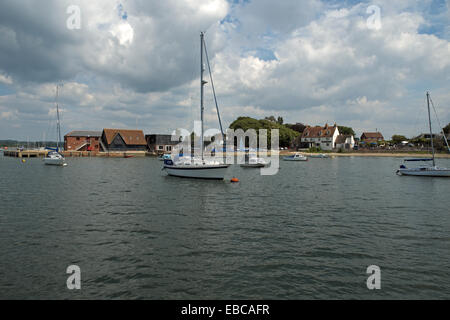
[335,134,355,150]
[301,123,340,151]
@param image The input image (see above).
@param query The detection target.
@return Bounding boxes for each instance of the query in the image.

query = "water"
[1,155,449,299]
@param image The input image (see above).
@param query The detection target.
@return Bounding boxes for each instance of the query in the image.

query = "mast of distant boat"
[200,32,206,161]
[426,91,435,167]
[56,85,62,153]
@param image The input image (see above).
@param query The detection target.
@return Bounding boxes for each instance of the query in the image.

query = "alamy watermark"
[66,5,81,30]
[366,265,381,290]
[366,5,382,30]
[66,265,81,290]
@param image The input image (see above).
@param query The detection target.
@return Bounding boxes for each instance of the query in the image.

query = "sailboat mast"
[56,85,62,152]
[427,91,435,166]
[200,32,205,161]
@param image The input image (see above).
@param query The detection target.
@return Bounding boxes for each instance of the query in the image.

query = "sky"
[0,0,449,141]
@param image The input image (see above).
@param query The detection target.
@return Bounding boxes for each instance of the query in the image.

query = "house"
[64,131,102,152]
[146,134,181,154]
[335,134,355,150]
[360,132,384,144]
[101,129,147,151]
[301,123,340,151]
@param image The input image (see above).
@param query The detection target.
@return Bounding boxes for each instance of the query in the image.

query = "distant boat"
[44,85,67,167]
[240,154,269,168]
[162,32,229,180]
[283,153,308,161]
[309,153,329,158]
[124,154,135,159]
[397,92,450,177]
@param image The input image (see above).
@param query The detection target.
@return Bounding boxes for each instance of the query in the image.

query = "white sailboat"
[397,92,449,177]
[163,33,229,180]
[44,84,67,166]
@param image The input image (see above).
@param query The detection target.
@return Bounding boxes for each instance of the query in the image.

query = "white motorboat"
[283,153,308,161]
[163,33,229,179]
[240,154,269,168]
[44,84,67,167]
[397,92,449,177]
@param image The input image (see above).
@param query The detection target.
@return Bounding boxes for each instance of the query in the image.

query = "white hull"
[44,157,66,166]
[397,167,450,177]
[164,164,230,180]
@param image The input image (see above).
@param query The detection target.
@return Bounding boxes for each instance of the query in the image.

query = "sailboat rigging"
[162,32,229,179]
[396,92,449,177]
[44,84,67,166]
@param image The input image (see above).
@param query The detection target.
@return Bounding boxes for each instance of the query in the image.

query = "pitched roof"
[146,134,180,145]
[335,134,352,144]
[361,132,384,139]
[302,124,338,138]
[65,131,102,137]
[103,129,146,145]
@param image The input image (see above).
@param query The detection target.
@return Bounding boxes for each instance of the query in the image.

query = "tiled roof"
[103,129,146,145]
[335,134,352,144]
[361,132,384,139]
[302,124,337,139]
[65,131,102,137]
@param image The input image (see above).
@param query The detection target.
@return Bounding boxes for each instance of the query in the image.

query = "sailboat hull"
[397,167,450,177]
[163,164,230,180]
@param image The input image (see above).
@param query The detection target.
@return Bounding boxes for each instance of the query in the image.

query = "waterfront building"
[101,129,147,151]
[301,123,340,151]
[335,134,355,150]
[146,134,180,154]
[64,131,102,152]
[360,132,384,144]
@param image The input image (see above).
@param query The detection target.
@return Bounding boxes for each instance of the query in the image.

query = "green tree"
[391,135,408,143]
[229,116,299,148]
[338,126,355,136]
[277,116,284,125]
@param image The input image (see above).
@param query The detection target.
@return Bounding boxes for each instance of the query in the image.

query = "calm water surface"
[0,154,449,299]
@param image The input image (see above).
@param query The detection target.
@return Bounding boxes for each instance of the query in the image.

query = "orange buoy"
[231,177,239,183]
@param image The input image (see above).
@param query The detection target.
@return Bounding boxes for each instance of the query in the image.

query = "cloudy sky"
[0,0,449,141]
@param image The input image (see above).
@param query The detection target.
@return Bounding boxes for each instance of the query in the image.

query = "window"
[95,137,98,141]
[76,137,80,141]
[166,146,172,152]
[158,146,164,150]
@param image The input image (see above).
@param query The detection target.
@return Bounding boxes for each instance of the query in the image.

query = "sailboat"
[396,92,450,177]
[162,32,229,179]
[44,84,67,166]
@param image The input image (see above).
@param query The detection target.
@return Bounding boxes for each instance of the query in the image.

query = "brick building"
[64,131,102,152]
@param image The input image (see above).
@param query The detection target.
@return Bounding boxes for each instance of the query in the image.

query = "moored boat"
[397,92,449,177]
[163,33,229,180]
[283,153,308,161]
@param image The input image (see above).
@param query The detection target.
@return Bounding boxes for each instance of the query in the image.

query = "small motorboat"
[240,154,269,168]
[283,153,308,161]
[124,154,135,158]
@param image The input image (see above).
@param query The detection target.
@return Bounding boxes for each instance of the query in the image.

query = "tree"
[443,123,450,134]
[338,126,355,136]
[277,116,284,125]
[229,116,299,148]
[285,123,306,133]
[391,135,408,143]
[264,116,276,122]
